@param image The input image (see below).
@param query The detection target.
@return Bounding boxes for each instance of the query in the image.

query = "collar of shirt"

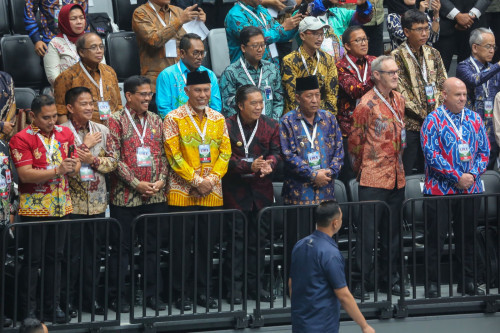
[126,105,149,122]
[187,104,207,120]
[296,108,322,125]
[347,52,367,65]
[407,42,423,59]
[312,229,338,248]
[470,55,490,70]
[150,1,168,13]
[299,45,319,63]
[71,119,89,132]
[81,61,101,75]
[30,125,54,137]
[179,60,193,75]
[243,57,263,71]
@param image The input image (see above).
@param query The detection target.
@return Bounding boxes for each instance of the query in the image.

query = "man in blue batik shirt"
[457,27,500,169]
[156,33,221,118]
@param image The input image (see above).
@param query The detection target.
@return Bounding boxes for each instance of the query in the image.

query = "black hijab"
[386,0,417,15]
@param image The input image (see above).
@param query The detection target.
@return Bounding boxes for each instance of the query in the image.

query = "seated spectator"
[386,0,441,50]
[19,318,48,333]
[53,33,122,125]
[0,71,16,140]
[220,26,284,120]
[225,0,302,64]
[282,16,338,114]
[171,0,233,29]
[156,33,220,118]
[25,0,89,57]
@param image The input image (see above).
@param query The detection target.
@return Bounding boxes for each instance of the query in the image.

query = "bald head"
[442,78,468,114]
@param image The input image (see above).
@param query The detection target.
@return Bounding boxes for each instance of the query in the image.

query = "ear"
[180,48,186,58]
[299,32,306,42]
[403,27,410,39]
[240,44,246,54]
[66,104,74,115]
[184,86,189,95]
[344,41,352,53]
[295,93,300,104]
[125,92,132,103]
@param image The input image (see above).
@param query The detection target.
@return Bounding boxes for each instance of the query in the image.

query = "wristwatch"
[434,17,440,23]
[468,11,476,19]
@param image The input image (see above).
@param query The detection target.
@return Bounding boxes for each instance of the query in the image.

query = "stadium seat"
[334,179,348,204]
[348,178,359,202]
[14,87,36,109]
[105,31,141,82]
[8,0,28,35]
[272,182,283,206]
[403,174,425,244]
[112,0,144,31]
[479,170,500,225]
[0,0,10,37]
[207,28,230,78]
[1,35,44,89]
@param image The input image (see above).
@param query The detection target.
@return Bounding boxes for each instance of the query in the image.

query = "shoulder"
[167,105,187,120]
[207,108,225,122]
[133,3,152,16]
[262,114,279,127]
[281,110,297,123]
[100,63,118,77]
[109,108,125,122]
[91,121,110,134]
[202,67,218,81]
[283,51,299,64]
[146,111,162,123]
[160,63,178,76]
[55,125,73,139]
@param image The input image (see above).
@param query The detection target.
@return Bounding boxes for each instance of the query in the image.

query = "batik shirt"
[280,108,343,205]
[0,140,18,227]
[25,0,89,44]
[282,46,338,114]
[421,105,490,195]
[155,60,221,118]
[0,72,16,141]
[225,2,297,63]
[456,56,500,151]
[10,125,75,217]
[219,58,283,121]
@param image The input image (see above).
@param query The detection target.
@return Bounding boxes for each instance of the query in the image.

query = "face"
[126,84,152,114]
[185,83,211,109]
[300,28,324,51]
[472,33,496,63]
[68,7,85,34]
[373,59,399,91]
[239,91,264,122]
[242,34,266,63]
[404,22,429,48]
[345,29,369,58]
[242,0,262,7]
[296,88,321,115]
[31,104,58,134]
[67,92,94,123]
[181,39,205,70]
[443,81,468,113]
[79,34,104,65]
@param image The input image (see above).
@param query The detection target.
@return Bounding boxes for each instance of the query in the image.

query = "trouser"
[425,195,481,284]
[169,206,220,298]
[355,186,404,287]
[487,12,500,63]
[338,137,356,192]
[109,203,167,301]
[487,141,499,170]
[364,23,384,57]
[60,213,106,307]
[402,130,425,176]
[18,216,67,316]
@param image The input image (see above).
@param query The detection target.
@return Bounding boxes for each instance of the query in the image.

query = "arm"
[271,67,284,120]
[392,50,421,121]
[89,129,117,174]
[24,0,42,44]
[469,116,490,178]
[281,57,297,113]
[470,0,493,19]
[348,103,369,174]
[434,50,448,105]
[493,92,500,149]
[351,0,373,25]
[325,57,338,115]
[209,71,222,112]
[336,60,374,101]
[219,69,238,118]
[206,120,232,185]
[53,73,69,120]
[132,6,183,49]
[328,118,344,178]
[456,61,500,90]
[334,286,374,333]
[386,14,407,46]
[43,42,61,86]
[155,70,174,119]
[266,121,282,171]
[110,71,123,112]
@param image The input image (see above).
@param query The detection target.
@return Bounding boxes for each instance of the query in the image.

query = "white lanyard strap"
[63,34,79,61]
[149,1,171,27]
[124,106,149,146]
[58,0,63,7]
[68,121,93,146]
[37,132,56,163]
[469,57,489,98]
[240,58,263,87]
[187,105,208,143]
[405,43,428,84]
[177,62,187,84]
[300,118,318,150]
[79,62,104,100]
[346,55,368,84]
[443,107,465,140]
[238,2,266,28]
[299,48,319,76]
[374,87,404,126]
[237,115,259,158]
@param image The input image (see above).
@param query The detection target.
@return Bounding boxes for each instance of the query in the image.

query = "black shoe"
[61,302,77,318]
[146,297,166,311]
[426,282,439,298]
[457,282,486,296]
[42,306,71,324]
[390,283,410,297]
[248,289,276,302]
[226,292,242,305]
[3,317,12,327]
[352,284,370,300]
[197,294,218,309]
[175,297,192,311]
[109,299,130,313]
[83,301,105,315]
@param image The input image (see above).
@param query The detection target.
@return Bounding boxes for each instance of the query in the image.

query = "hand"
[361,324,375,333]
[267,0,286,11]
[282,14,303,31]
[180,4,200,24]
[431,0,441,14]
[419,0,428,12]
[455,13,474,29]
[151,180,165,193]
[83,132,102,149]
[197,7,206,23]
[2,122,15,135]
[260,160,273,177]
[76,147,94,164]
[313,169,331,188]
[251,155,267,173]
[58,158,78,175]
[457,173,475,190]
[136,181,155,196]
[35,41,48,57]
[197,179,213,196]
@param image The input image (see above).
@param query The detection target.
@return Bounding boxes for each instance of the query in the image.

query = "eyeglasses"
[377,69,400,77]
[134,92,154,98]
[83,44,105,51]
[306,31,325,38]
[246,43,266,50]
[409,27,430,34]
[475,43,498,51]
[191,50,207,58]
[351,37,369,44]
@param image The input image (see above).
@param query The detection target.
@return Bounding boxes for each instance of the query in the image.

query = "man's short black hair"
[19,318,44,333]
[342,25,365,45]
[235,84,262,112]
[65,86,92,106]
[31,94,55,115]
[315,200,341,228]
[179,33,202,52]
[240,26,264,46]
[401,9,428,31]
[124,75,151,94]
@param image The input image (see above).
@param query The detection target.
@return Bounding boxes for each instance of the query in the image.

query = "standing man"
[156,33,220,118]
[163,71,231,310]
[336,25,376,184]
[289,201,375,333]
[10,95,80,322]
[421,78,490,297]
[223,85,281,303]
[106,76,169,312]
[282,17,338,114]
[349,55,408,298]
[220,26,284,121]
[457,28,500,170]
[391,9,447,175]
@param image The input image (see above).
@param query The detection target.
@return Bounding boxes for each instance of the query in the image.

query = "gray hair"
[469,28,494,48]
[371,55,395,75]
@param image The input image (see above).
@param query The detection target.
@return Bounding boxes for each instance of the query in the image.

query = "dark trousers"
[364,23,384,56]
[60,213,105,307]
[425,195,481,284]
[170,206,220,298]
[487,142,499,170]
[19,216,67,316]
[403,130,425,176]
[487,12,500,63]
[355,186,404,287]
[338,137,356,192]
[109,203,167,300]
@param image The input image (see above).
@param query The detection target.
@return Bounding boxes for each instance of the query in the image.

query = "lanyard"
[469,57,490,98]
[346,55,368,84]
[238,2,266,28]
[177,62,187,84]
[237,115,259,158]
[299,48,319,76]
[63,34,80,61]
[68,121,93,146]
[443,107,465,141]
[37,132,56,164]
[404,43,428,84]
[240,58,262,87]
[374,87,404,126]
[58,0,63,7]
[124,106,149,146]
[149,1,171,27]
[187,105,208,143]
[79,62,104,100]
[300,118,318,150]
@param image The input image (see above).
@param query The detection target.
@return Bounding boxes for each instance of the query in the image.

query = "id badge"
[401,128,407,149]
[137,147,152,167]
[54,9,60,24]
[307,151,321,170]
[264,85,273,100]
[485,100,494,118]
[5,169,11,184]
[47,165,61,185]
[458,143,472,162]
[97,101,111,120]
[321,37,335,57]
[199,144,211,163]
[425,85,436,105]
[80,164,95,182]
[269,43,278,58]
[0,177,6,197]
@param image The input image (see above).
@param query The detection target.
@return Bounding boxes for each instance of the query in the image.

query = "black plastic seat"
[14,87,37,109]
[105,31,141,82]
[0,0,10,38]
[112,0,145,31]
[8,0,28,34]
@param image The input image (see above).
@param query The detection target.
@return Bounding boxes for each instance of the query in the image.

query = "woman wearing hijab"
[0,72,16,140]
[43,4,88,86]
[386,0,441,50]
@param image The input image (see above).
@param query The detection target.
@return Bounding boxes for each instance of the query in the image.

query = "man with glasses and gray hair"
[457,27,500,169]
[391,9,447,176]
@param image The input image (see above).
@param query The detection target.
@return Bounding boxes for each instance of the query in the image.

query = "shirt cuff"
[206,173,220,187]
[447,8,460,20]
[470,8,481,19]
[130,177,141,189]
[191,173,204,187]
